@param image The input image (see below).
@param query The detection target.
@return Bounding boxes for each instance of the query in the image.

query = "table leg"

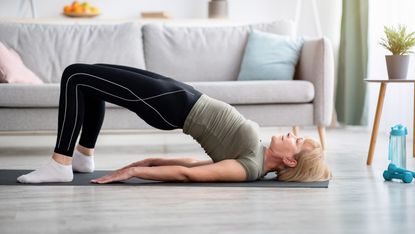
[367,82,387,165]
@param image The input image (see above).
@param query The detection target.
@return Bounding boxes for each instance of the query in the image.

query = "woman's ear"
[282,157,297,168]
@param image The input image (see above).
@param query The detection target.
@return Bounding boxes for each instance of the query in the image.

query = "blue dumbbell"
[383,170,413,183]
[388,163,415,177]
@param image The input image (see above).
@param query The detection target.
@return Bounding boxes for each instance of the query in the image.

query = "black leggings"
[54,63,202,156]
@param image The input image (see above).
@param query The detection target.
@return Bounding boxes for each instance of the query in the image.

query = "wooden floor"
[0,127,414,234]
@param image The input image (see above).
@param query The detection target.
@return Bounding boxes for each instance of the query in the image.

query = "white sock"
[17,158,73,183]
[72,149,95,173]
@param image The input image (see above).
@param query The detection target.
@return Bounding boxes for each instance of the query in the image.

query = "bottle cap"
[390,124,408,136]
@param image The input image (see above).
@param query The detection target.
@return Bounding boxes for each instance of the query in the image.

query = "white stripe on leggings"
[73,84,193,102]
[57,72,189,150]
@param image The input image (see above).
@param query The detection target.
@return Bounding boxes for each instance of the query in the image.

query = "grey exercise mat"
[0,170,329,188]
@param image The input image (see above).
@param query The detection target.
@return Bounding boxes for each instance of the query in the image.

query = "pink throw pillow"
[0,42,43,84]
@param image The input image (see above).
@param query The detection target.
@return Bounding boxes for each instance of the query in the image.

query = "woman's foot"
[72,148,95,173]
[17,158,73,183]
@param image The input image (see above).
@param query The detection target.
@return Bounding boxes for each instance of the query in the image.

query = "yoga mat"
[0,170,329,188]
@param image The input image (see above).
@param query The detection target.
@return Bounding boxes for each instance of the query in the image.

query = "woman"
[17,63,332,184]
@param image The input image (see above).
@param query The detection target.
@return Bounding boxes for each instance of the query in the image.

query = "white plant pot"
[385,55,410,79]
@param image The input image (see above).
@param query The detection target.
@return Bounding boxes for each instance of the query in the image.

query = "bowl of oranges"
[63,1,100,17]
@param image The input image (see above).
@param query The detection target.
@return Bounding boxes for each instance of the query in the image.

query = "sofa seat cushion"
[0,84,61,107]
[189,80,314,104]
[0,80,314,107]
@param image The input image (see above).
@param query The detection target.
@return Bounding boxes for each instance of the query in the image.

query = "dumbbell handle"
[383,170,413,183]
[388,163,415,177]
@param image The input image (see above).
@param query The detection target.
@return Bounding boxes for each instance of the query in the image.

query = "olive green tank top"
[183,94,266,181]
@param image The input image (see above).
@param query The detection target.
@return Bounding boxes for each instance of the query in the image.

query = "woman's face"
[269,132,307,160]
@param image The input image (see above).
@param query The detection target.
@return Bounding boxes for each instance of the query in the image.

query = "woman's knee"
[93,63,109,67]
[61,63,90,84]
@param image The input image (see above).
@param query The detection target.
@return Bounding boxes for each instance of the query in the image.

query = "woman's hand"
[90,167,135,184]
[90,159,153,184]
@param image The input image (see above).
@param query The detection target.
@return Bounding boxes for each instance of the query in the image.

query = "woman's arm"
[150,158,213,167]
[91,159,247,183]
[120,157,213,170]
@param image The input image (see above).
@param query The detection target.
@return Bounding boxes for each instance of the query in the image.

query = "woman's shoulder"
[235,144,266,181]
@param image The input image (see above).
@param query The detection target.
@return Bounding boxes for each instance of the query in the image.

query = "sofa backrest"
[142,21,294,82]
[0,22,145,83]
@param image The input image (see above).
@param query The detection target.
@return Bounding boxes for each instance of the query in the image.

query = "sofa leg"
[292,126,299,136]
[317,126,326,150]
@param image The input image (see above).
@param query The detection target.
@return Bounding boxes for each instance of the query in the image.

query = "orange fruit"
[63,5,72,13]
[73,5,83,14]
[72,1,80,8]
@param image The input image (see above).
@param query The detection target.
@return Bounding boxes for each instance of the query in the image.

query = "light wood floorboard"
[0,127,414,234]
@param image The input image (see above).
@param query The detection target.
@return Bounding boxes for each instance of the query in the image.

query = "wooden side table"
[366,79,415,165]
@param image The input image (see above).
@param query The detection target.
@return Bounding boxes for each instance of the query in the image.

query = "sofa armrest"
[295,37,334,126]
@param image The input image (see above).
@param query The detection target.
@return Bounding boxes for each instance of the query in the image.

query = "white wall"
[0,0,341,37]
[0,0,295,20]
[368,0,415,138]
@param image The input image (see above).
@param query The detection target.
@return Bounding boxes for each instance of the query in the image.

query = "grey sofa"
[0,20,334,147]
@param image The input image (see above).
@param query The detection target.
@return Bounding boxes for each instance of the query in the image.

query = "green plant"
[379,24,415,55]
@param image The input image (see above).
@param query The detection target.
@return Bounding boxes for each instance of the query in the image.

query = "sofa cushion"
[0,22,145,83]
[142,20,294,82]
[237,30,304,81]
[0,80,314,107]
[0,84,61,107]
[0,42,43,84]
[189,80,314,104]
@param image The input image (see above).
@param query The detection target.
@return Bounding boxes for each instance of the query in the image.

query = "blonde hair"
[276,138,332,182]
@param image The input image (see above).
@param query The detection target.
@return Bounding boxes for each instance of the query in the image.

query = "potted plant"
[379,24,415,79]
